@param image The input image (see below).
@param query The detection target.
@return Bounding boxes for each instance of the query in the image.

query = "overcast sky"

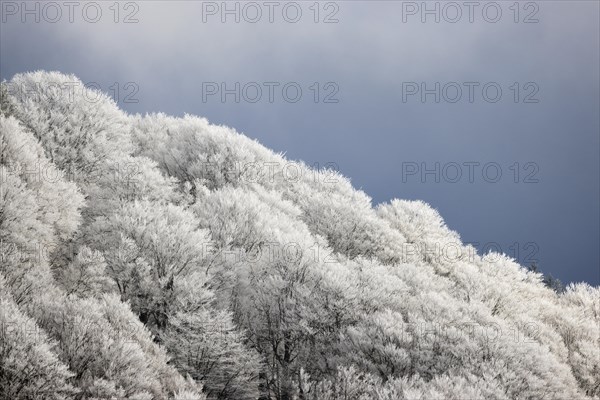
[1,0,598,285]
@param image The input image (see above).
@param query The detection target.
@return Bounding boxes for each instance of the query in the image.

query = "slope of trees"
[1,71,598,399]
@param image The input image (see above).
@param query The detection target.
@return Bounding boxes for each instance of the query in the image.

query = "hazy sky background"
[1,0,598,285]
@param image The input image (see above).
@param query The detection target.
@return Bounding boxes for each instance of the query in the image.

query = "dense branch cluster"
[0,72,598,399]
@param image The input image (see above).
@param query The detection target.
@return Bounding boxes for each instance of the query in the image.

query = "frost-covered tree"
[86,200,262,397]
[5,71,132,185]
[55,246,113,297]
[0,275,76,400]
[0,114,84,304]
[0,82,16,118]
[2,77,203,399]
[87,201,212,329]
[165,310,262,399]
[131,114,407,265]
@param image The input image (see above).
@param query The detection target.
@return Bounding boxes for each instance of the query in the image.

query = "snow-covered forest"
[1,71,598,399]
